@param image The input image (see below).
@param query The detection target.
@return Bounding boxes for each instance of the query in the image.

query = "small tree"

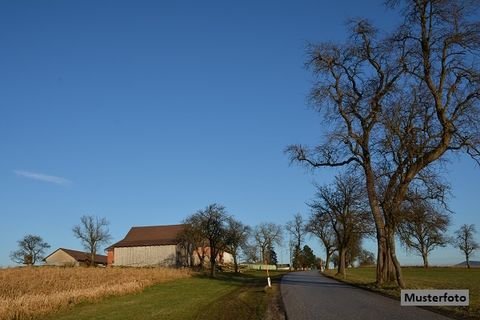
[345,235,362,268]
[225,217,250,273]
[72,215,112,267]
[286,213,306,268]
[241,242,259,264]
[267,246,278,266]
[301,245,316,269]
[178,215,209,268]
[292,246,304,270]
[186,204,229,277]
[454,224,479,269]
[398,201,450,268]
[309,174,372,278]
[358,249,376,267]
[253,222,283,265]
[306,212,336,270]
[10,234,50,265]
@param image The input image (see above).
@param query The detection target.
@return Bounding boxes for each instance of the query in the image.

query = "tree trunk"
[189,244,195,267]
[196,250,205,269]
[422,252,429,269]
[210,256,216,277]
[376,231,387,286]
[386,227,405,288]
[325,250,332,270]
[337,247,347,278]
[233,254,239,273]
[364,165,390,286]
[384,245,396,282]
[466,253,470,269]
[376,231,398,285]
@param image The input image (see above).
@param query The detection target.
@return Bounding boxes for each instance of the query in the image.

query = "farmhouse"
[44,248,107,267]
[107,224,233,267]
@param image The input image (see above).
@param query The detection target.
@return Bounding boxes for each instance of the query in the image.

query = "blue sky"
[0,0,478,267]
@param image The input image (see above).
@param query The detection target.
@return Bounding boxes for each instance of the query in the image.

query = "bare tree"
[454,224,479,269]
[286,213,306,269]
[345,233,363,268]
[241,241,259,264]
[187,203,229,277]
[397,200,450,268]
[309,174,372,277]
[253,222,283,265]
[358,249,376,267]
[72,215,112,267]
[286,213,306,249]
[306,212,336,270]
[177,220,208,268]
[225,217,250,273]
[178,215,209,268]
[287,0,480,287]
[10,234,50,265]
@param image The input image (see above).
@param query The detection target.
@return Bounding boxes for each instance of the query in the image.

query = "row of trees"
[286,0,480,288]
[180,204,329,276]
[10,215,111,267]
[12,205,477,276]
[295,173,479,278]
[178,203,285,277]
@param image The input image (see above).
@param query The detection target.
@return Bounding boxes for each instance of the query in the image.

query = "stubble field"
[0,266,191,320]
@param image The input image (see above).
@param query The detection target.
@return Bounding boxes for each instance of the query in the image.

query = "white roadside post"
[265,259,272,288]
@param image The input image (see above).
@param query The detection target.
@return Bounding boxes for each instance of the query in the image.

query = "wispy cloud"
[14,170,71,186]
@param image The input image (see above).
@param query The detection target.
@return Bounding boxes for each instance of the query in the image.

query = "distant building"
[44,248,107,267]
[106,224,233,267]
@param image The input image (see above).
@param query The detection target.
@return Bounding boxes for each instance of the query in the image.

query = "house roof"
[44,248,107,265]
[107,224,185,249]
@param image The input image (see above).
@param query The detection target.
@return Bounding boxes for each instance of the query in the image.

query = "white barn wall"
[222,252,234,264]
[114,245,178,267]
[44,250,79,266]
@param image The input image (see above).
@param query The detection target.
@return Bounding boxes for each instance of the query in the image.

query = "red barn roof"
[107,224,185,249]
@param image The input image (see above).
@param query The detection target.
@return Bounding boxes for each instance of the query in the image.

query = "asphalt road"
[281,271,452,320]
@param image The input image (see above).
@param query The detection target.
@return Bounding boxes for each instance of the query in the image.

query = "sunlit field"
[325,266,480,319]
[43,270,288,320]
[0,266,191,320]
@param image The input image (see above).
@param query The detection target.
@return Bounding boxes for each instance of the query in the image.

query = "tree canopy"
[10,234,50,266]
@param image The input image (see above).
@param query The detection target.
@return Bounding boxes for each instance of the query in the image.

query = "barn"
[44,248,107,267]
[106,224,233,267]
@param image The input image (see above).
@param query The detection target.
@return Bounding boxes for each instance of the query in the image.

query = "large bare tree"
[10,234,50,266]
[454,224,479,269]
[287,0,480,287]
[73,215,112,266]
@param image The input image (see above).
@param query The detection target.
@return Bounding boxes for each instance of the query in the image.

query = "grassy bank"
[324,267,480,319]
[43,270,286,320]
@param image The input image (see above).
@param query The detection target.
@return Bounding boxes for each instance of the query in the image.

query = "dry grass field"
[0,266,191,320]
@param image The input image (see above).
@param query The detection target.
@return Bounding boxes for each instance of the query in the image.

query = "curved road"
[281,271,451,320]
